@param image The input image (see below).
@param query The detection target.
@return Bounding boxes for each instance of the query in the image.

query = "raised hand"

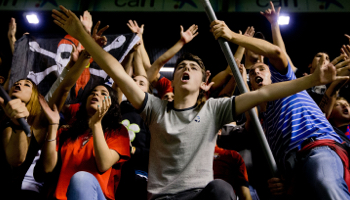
[80,10,93,35]
[260,1,281,24]
[52,5,86,40]
[243,26,255,37]
[210,20,234,41]
[180,24,199,44]
[341,45,350,59]
[8,18,16,39]
[39,95,60,124]
[92,21,109,47]
[70,43,83,63]
[313,62,349,85]
[127,20,144,36]
[89,96,111,128]
[201,70,215,92]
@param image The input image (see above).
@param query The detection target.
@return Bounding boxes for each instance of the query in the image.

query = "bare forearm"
[49,51,91,111]
[211,70,232,91]
[41,125,58,173]
[8,35,16,54]
[92,123,119,173]
[147,39,185,83]
[133,50,147,77]
[218,76,237,97]
[6,130,28,167]
[271,23,286,52]
[78,31,145,109]
[234,46,245,64]
[236,74,317,115]
[139,37,151,70]
[238,186,253,200]
[271,23,297,72]
[230,33,281,60]
[319,80,344,118]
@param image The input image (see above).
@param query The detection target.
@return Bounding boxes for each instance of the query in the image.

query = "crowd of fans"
[1,2,350,200]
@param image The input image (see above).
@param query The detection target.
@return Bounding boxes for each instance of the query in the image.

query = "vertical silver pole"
[200,0,278,177]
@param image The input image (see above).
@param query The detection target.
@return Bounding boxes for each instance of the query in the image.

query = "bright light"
[160,67,174,72]
[26,14,39,24]
[278,16,290,25]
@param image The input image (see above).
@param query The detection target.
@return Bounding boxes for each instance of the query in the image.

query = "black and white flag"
[9,33,138,103]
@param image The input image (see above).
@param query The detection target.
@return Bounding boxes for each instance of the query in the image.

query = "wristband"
[46,138,56,142]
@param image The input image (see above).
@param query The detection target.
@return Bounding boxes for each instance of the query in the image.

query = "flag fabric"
[9,33,139,104]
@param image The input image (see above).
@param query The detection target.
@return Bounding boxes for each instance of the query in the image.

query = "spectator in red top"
[213,145,251,200]
[37,84,130,200]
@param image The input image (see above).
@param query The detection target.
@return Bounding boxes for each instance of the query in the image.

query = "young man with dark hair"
[211,19,350,199]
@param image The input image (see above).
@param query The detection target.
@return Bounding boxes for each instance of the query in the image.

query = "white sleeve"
[44,67,69,102]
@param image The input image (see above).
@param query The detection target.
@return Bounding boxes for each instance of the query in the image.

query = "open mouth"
[91,97,99,103]
[255,76,263,85]
[181,73,190,81]
[13,86,21,92]
[343,108,349,115]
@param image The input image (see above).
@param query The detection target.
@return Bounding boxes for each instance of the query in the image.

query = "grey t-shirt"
[140,94,235,199]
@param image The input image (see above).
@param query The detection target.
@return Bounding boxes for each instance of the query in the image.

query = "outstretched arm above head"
[127,20,151,70]
[210,20,289,74]
[146,24,198,84]
[211,27,254,92]
[52,6,145,110]
[261,1,296,72]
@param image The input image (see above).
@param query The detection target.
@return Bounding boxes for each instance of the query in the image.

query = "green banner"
[0,0,349,12]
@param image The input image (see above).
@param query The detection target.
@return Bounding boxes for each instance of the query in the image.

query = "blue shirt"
[262,62,342,167]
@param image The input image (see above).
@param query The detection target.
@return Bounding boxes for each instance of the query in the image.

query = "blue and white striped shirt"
[262,62,342,167]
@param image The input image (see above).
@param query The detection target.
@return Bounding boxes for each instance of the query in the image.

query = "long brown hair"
[174,53,207,107]
[12,79,41,126]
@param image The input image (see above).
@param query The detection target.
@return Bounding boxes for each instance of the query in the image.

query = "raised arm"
[261,1,297,72]
[319,47,350,118]
[47,44,92,112]
[52,6,145,110]
[211,20,289,74]
[37,96,60,173]
[146,24,198,84]
[3,18,17,91]
[127,20,151,70]
[133,44,147,77]
[89,96,121,172]
[235,62,348,116]
[211,27,255,92]
[8,18,16,54]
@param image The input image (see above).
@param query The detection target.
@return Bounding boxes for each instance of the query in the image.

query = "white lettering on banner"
[0,0,348,12]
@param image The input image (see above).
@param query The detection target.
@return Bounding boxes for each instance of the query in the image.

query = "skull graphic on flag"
[9,33,139,103]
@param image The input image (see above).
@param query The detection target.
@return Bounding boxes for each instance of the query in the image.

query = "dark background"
[0,10,349,80]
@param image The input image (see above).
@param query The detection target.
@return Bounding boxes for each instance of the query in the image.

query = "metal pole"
[200,0,278,177]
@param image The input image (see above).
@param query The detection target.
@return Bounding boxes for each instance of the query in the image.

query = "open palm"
[52,6,86,40]
[180,24,198,44]
[39,95,60,124]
